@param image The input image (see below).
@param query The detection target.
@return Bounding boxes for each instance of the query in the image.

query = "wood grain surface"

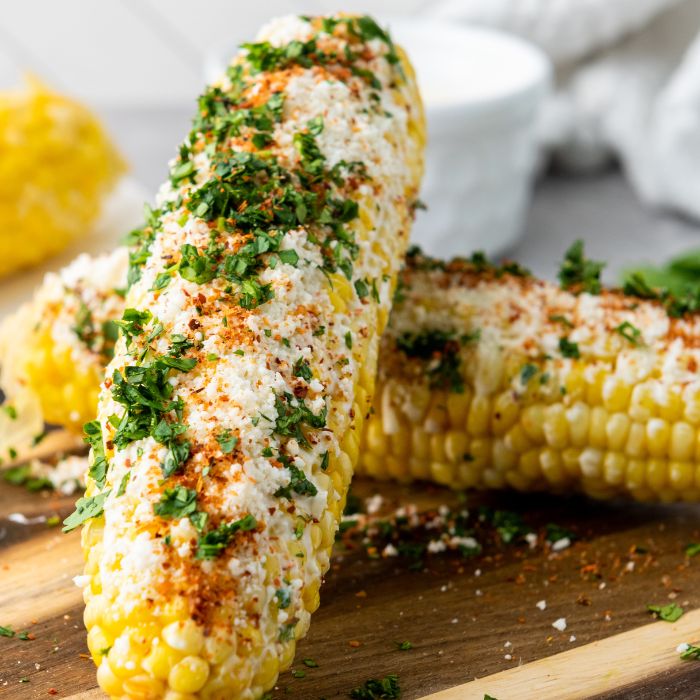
[2,468,700,699]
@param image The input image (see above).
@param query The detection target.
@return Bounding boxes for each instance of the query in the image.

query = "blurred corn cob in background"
[0,77,125,277]
[359,246,700,502]
[7,241,700,504]
[64,14,423,700]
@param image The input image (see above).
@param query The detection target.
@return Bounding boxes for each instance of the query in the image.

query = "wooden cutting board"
[2,448,700,699]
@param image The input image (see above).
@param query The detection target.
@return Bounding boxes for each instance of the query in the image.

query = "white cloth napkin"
[432,0,700,220]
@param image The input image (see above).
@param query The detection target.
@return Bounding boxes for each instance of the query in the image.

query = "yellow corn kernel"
[659,390,684,422]
[603,451,626,486]
[365,419,387,456]
[430,460,454,486]
[445,430,469,463]
[278,639,296,670]
[503,424,532,453]
[84,595,105,629]
[562,447,582,477]
[252,650,280,690]
[670,422,695,462]
[540,448,566,484]
[168,656,210,694]
[409,456,432,481]
[566,403,590,447]
[108,635,144,677]
[123,675,166,698]
[646,418,670,458]
[390,429,410,458]
[491,392,519,435]
[492,440,517,471]
[143,642,184,681]
[521,403,546,443]
[97,658,124,696]
[606,413,630,451]
[303,579,321,613]
[625,422,646,458]
[411,427,430,460]
[629,383,657,421]
[588,407,608,449]
[579,448,603,479]
[585,367,606,405]
[505,469,535,492]
[519,450,542,479]
[467,395,490,436]
[87,626,112,664]
[543,404,568,449]
[162,620,204,656]
[669,461,694,491]
[602,377,631,412]
[626,459,647,490]
[646,459,668,492]
[683,385,700,424]
[424,395,449,433]
[446,390,471,427]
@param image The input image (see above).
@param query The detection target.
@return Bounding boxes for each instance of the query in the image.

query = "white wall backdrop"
[0,1,431,105]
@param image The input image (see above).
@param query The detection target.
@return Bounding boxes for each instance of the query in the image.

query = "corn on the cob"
[0,77,125,277]
[67,14,424,700]
[0,248,127,455]
[357,249,700,502]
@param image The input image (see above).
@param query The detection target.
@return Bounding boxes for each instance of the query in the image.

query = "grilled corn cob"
[0,77,125,276]
[0,248,127,457]
[8,242,700,505]
[358,248,700,502]
[68,14,424,700]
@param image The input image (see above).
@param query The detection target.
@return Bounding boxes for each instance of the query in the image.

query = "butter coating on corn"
[358,249,700,502]
[71,14,424,700]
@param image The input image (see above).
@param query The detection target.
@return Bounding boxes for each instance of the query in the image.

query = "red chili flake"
[48,690,58,696]
[349,640,362,648]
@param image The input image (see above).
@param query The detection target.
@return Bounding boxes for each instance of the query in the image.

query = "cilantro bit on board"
[350,674,401,699]
[647,603,684,622]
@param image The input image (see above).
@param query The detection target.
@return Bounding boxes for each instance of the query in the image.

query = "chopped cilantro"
[350,674,401,699]
[216,429,239,454]
[293,358,313,381]
[396,640,412,651]
[396,329,466,393]
[154,486,198,520]
[549,314,573,328]
[303,658,318,668]
[685,543,700,557]
[559,337,580,359]
[275,459,318,501]
[63,491,110,533]
[196,514,257,559]
[558,240,605,294]
[275,588,291,609]
[614,321,642,346]
[520,364,538,384]
[2,405,17,420]
[116,472,130,497]
[647,603,684,622]
[680,643,700,660]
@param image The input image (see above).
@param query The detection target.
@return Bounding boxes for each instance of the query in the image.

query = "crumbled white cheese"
[552,618,567,632]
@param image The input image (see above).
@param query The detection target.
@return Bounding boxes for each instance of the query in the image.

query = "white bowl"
[386,19,551,258]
